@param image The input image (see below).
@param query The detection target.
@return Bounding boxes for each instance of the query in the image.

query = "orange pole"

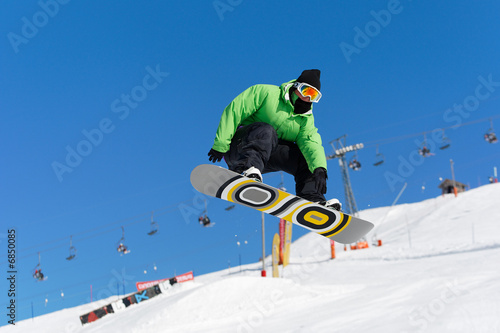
[330,240,335,259]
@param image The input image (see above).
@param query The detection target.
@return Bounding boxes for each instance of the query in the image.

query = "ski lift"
[147,211,159,236]
[373,145,385,166]
[419,146,432,157]
[348,152,362,171]
[199,199,214,227]
[418,133,433,157]
[116,226,130,255]
[66,235,77,260]
[439,130,451,150]
[199,215,212,227]
[484,119,498,144]
[277,171,287,191]
[32,252,46,281]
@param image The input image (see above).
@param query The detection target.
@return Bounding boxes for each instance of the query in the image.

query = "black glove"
[312,168,327,194]
[208,148,224,163]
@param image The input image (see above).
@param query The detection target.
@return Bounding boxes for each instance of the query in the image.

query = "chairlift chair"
[117,226,130,255]
[147,211,159,236]
[199,215,212,227]
[199,199,214,227]
[348,153,362,171]
[439,130,451,150]
[33,252,46,281]
[419,146,432,157]
[418,133,433,157]
[484,132,498,143]
[373,145,385,166]
[147,222,159,235]
[66,236,77,260]
[348,151,362,171]
[484,119,498,144]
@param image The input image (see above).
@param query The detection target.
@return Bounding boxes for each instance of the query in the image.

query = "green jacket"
[212,80,327,173]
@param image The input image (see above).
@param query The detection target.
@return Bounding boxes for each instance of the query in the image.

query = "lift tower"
[327,135,364,216]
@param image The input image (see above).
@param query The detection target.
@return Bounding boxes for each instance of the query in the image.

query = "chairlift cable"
[1,198,197,265]
[362,114,500,148]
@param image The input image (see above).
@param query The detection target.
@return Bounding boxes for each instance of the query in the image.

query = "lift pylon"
[327,135,364,216]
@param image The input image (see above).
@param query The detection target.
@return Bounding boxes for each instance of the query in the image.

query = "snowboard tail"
[191,164,373,244]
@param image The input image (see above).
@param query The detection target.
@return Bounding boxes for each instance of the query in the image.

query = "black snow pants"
[224,122,326,203]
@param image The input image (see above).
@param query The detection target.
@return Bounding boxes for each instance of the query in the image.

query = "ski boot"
[319,198,342,211]
[242,166,262,182]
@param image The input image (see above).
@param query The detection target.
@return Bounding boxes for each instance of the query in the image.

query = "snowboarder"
[207,69,341,211]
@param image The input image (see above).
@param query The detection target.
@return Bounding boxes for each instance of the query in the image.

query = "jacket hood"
[279,79,313,115]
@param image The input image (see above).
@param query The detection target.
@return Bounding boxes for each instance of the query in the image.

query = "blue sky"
[1,0,499,321]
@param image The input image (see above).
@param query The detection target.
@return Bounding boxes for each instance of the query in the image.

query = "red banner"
[175,271,194,283]
[136,271,194,291]
[279,219,285,264]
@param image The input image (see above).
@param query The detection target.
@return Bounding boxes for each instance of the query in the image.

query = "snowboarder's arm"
[296,116,327,173]
[212,85,269,153]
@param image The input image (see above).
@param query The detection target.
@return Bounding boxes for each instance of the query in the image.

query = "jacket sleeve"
[296,115,327,173]
[212,85,270,153]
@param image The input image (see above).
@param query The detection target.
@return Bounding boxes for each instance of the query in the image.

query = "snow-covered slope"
[3,183,500,333]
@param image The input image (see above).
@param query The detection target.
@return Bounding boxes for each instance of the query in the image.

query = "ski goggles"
[293,82,322,103]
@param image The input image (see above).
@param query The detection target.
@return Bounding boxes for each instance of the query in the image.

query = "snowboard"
[190,164,374,244]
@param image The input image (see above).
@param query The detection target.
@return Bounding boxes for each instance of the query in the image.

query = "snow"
[3,183,500,332]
